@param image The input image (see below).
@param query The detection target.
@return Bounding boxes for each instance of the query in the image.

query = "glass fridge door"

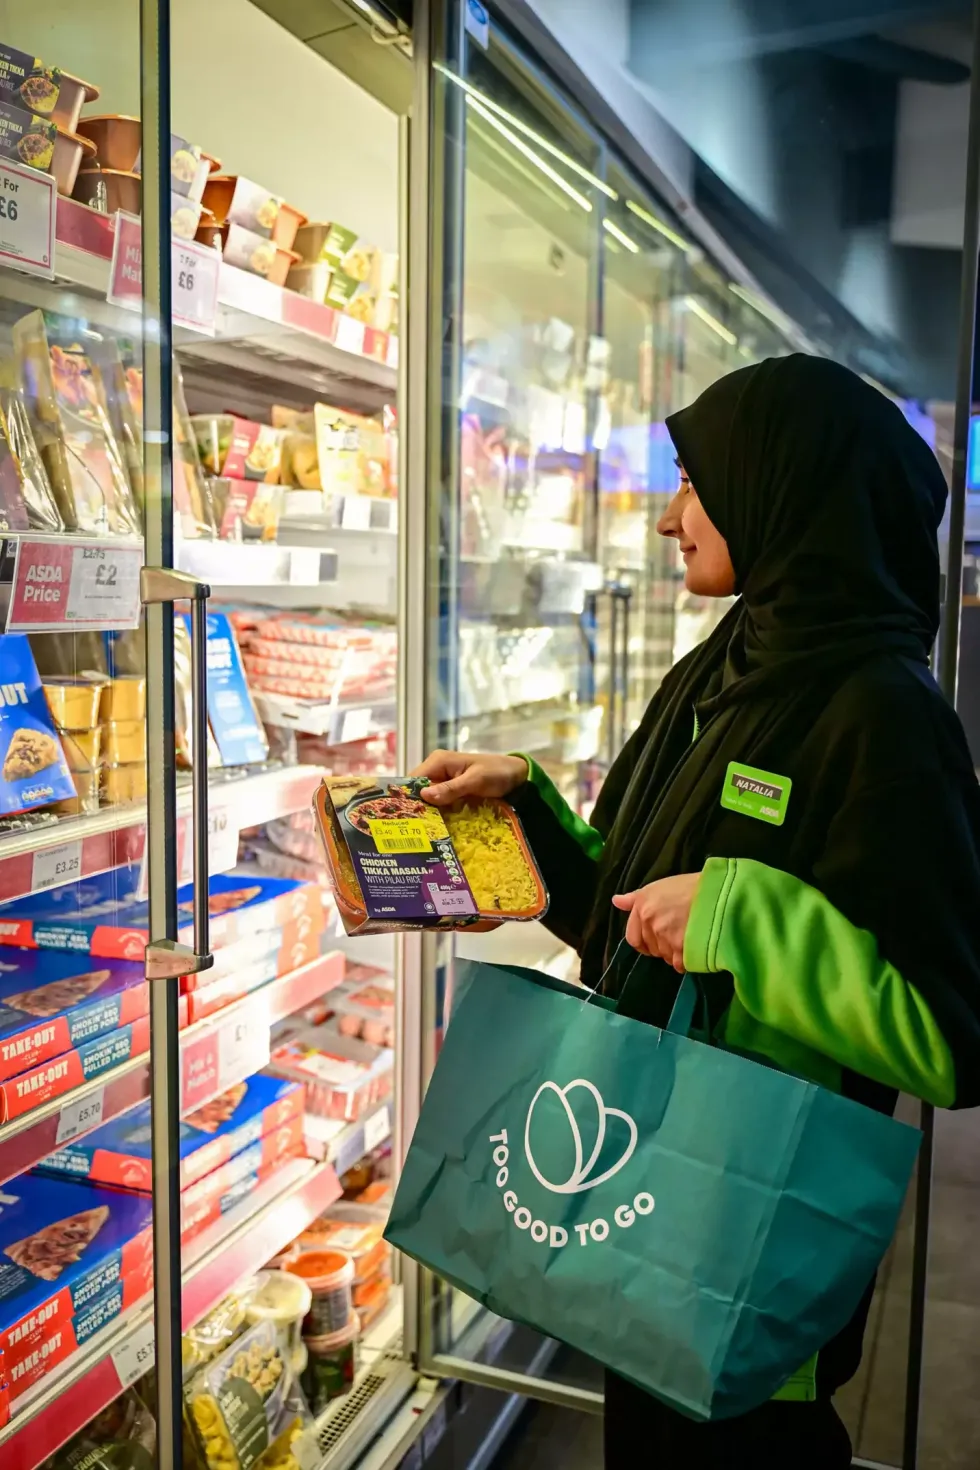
[415,1,608,1409]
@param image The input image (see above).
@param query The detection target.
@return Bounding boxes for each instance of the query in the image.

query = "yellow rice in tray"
[444,801,538,913]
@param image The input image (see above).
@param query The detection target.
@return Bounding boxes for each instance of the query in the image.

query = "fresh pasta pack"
[314,775,547,934]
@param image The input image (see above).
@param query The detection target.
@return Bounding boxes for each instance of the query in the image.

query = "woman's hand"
[612,873,702,972]
[410,751,529,807]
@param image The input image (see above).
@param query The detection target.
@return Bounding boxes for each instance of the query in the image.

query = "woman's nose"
[657,489,684,538]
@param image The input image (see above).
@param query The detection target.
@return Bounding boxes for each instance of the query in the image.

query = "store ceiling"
[250,0,413,112]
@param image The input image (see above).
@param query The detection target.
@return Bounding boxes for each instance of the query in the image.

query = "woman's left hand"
[612,873,702,972]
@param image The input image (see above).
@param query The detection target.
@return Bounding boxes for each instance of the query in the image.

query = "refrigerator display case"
[0,1,842,1467]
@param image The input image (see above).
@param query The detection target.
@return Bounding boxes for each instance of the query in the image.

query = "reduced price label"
[172,239,219,336]
[0,159,55,280]
[7,538,142,633]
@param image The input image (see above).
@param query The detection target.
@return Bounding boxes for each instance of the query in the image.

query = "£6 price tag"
[32,839,82,894]
[0,159,55,280]
[172,238,219,336]
[112,1318,155,1390]
[56,1085,106,1146]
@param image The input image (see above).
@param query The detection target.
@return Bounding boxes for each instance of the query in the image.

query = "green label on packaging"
[721,762,792,826]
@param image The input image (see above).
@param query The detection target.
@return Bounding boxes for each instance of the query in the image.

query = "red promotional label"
[7,538,142,634]
[107,211,142,310]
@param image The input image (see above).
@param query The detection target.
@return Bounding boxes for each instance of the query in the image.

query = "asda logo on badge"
[489,1078,654,1248]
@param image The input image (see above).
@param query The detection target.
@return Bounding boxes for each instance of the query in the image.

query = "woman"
[414,354,980,1467]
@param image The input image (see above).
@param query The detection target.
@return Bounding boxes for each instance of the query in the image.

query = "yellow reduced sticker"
[368,818,433,854]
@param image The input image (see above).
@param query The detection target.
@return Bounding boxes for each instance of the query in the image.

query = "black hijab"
[584,353,949,988]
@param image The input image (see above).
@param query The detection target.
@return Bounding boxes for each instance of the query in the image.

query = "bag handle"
[589,940,709,1040]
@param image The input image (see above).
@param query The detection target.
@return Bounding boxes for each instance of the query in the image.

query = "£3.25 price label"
[56,1085,105,1145]
[32,839,82,894]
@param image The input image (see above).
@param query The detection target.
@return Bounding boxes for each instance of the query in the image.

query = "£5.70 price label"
[56,1085,105,1146]
[32,839,82,894]
[0,159,55,280]
[172,239,219,336]
[112,1318,155,1390]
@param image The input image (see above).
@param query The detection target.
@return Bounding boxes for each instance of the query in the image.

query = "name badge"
[721,762,792,826]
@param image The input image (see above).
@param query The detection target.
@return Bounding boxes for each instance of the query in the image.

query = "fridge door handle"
[140,565,215,981]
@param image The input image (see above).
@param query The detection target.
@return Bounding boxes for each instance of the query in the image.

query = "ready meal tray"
[314,775,548,935]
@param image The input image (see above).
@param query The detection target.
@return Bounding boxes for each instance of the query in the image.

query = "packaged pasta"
[313,404,387,501]
[186,1319,311,1470]
[13,312,137,534]
[313,776,548,934]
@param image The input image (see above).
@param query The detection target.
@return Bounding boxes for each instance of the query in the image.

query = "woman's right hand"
[410,750,529,807]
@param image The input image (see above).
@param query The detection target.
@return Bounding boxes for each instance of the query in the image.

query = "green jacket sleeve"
[684,856,956,1106]
[509,758,604,953]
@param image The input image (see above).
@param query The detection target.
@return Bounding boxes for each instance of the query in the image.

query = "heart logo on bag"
[524,1079,638,1194]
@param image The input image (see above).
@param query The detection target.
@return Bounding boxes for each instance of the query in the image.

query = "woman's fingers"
[409,749,467,783]
[423,770,483,805]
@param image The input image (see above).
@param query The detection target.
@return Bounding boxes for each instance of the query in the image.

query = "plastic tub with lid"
[302,1315,358,1413]
[245,1269,312,1360]
[286,1249,353,1336]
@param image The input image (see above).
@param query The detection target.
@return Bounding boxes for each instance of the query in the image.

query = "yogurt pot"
[286,1249,353,1337]
[101,676,147,722]
[302,1316,359,1413]
[245,1269,312,1362]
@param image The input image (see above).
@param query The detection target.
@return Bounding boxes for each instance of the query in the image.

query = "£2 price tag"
[112,1318,156,1390]
[32,839,82,894]
[56,1085,105,1146]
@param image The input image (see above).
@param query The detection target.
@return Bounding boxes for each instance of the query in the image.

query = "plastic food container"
[286,1250,353,1337]
[102,760,147,805]
[49,72,99,134]
[286,260,331,302]
[43,677,107,730]
[76,114,142,171]
[268,1030,393,1122]
[101,676,147,721]
[53,767,100,816]
[172,195,204,240]
[60,726,102,772]
[355,1272,391,1330]
[103,718,146,764]
[200,173,237,225]
[302,1316,358,1412]
[302,1220,389,1290]
[266,1241,301,1272]
[245,1269,313,1361]
[272,201,307,252]
[314,778,549,935]
[52,127,96,197]
[293,222,333,263]
[74,166,141,216]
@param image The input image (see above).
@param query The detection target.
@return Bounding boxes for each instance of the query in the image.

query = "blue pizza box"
[0,635,74,815]
[0,948,147,1082]
[0,1174,154,1375]
[0,869,324,958]
[36,1069,304,1191]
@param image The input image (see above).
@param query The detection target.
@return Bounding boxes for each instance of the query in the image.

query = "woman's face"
[657,465,736,597]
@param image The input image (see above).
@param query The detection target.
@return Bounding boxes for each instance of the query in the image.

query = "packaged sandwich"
[13,311,136,534]
[0,379,64,532]
[174,361,216,538]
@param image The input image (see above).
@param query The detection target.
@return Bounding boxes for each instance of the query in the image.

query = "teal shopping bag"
[386,956,920,1421]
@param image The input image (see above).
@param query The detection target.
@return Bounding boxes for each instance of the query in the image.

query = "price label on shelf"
[0,159,55,280]
[172,239,219,336]
[7,538,142,633]
[340,706,372,745]
[56,1085,105,1145]
[112,1318,155,1390]
[107,211,142,310]
[340,494,373,532]
[208,803,240,875]
[333,313,365,356]
[32,839,82,894]
[363,1106,391,1154]
[217,994,270,1094]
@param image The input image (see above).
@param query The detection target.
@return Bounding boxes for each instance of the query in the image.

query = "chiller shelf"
[0,947,348,1187]
[0,1157,344,1469]
[0,763,326,906]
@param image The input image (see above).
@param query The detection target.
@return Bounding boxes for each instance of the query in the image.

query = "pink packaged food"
[330,975,394,1047]
[251,616,388,651]
[267,1028,393,1121]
